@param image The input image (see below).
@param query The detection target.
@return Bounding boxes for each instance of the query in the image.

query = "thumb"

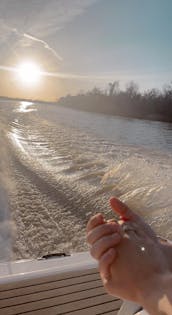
[110,197,139,222]
[110,197,158,241]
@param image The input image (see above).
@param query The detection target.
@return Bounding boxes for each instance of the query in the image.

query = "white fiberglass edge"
[0,251,97,285]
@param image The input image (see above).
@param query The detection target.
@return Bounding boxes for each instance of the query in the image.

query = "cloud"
[0,0,98,37]
[0,0,98,70]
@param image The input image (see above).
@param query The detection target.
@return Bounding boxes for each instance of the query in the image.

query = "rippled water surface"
[1,101,172,259]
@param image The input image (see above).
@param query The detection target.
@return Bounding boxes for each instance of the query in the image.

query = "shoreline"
[0,97,172,124]
[56,103,172,124]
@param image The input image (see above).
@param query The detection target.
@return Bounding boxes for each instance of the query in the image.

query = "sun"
[16,61,42,86]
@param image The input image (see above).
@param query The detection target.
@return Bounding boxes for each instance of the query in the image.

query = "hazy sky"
[0,0,172,100]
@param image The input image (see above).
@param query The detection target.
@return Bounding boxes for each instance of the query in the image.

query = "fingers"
[90,233,121,260]
[86,213,105,234]
[99,248,117,282]
[87,221,121,245]
[110,197,140,222]
[110,197,158,242]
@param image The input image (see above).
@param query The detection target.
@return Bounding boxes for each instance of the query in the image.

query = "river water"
[1,101,172,259]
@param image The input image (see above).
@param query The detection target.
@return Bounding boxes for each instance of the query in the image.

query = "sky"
[0,0,172,101]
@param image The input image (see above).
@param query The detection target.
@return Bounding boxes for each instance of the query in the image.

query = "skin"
[86,197,172,315]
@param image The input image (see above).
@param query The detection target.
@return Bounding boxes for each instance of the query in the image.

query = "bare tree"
[125,81,139,97]
[108,81,119,96]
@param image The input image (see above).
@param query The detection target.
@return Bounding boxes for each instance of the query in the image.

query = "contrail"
[0,19,63,63]
[23,33,63,62]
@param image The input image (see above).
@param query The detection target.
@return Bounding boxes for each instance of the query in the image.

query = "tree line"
[58,81,172,123]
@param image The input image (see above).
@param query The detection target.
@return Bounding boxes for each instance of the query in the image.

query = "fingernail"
[96,213,104,222]
[102,277,108,285]
[101,273,110,284]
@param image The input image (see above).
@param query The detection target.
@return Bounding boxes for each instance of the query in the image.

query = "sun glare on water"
[16,61,42,86]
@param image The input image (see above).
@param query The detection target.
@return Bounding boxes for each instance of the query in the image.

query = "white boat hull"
[0,252,122,315]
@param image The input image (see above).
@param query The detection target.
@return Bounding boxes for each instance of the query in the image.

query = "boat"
[0,251,146,315]
[0,251,123,315]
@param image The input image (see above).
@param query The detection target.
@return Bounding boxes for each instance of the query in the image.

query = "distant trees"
[108,81,119,96]
[88,87,103,96]
[125,81,139,98]
[58,80,172,123]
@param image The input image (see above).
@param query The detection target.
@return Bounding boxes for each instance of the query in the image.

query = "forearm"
[140,273,172,315]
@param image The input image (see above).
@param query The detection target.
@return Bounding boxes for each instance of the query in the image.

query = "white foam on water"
[4,102,172,258]
[102,155,172,239]
[0,137,13,261]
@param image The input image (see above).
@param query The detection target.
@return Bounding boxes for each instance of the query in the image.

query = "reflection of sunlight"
[17,101,36,113]
[9,128,26,155]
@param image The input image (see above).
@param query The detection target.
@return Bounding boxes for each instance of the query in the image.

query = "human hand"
[86,212,122,280]
[87,197,159,281]
[87,198,172,314]
[99,198,170,306]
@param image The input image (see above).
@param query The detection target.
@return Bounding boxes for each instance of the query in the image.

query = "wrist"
[139,272,172,315]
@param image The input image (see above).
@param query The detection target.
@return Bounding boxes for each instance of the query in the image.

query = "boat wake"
[1,101,172,259]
